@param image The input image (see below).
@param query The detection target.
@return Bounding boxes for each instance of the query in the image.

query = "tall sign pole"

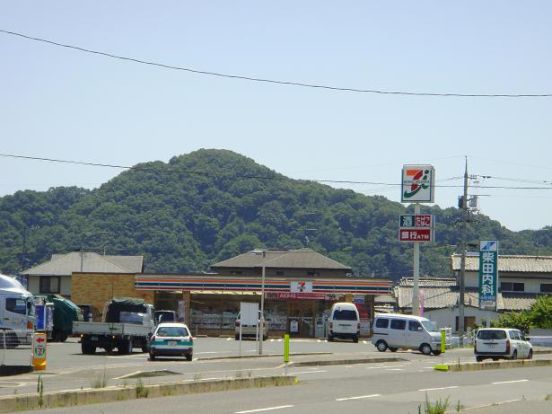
[412,204,421,315]
[401,165,435,316]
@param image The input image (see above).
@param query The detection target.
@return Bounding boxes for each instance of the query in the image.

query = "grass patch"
[419,394,450,414]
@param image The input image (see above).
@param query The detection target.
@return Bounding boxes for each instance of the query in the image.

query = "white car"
[148,323,193,361]
[474,328,533,362]
[234,313,269,340]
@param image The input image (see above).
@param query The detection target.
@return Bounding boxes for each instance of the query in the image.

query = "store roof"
[211,248,352,271]
[21,252,144,276]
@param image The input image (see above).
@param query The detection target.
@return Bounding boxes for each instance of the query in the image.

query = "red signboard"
[265,292,342,300]
[398,228,433,242]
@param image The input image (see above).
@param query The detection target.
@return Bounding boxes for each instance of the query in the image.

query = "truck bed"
[73,321,152,337]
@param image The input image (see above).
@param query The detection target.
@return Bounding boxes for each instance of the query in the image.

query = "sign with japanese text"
[399,228,433,242]
[399,214,433,228]
[401,165,435,203]
[479,241,498,310]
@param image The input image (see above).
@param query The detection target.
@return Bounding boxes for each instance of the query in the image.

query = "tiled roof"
[395,284,538,312]
[211,248,351,271]
[22,252,144,276]
[451,254,552,273]
[399,277,457,288]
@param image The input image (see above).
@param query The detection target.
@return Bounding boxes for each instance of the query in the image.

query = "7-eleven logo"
[402,165,434,202]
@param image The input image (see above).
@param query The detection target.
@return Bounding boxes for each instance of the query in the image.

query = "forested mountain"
[1,149,551,279]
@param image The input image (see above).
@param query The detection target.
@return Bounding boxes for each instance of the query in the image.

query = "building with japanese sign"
[70,248,391,338]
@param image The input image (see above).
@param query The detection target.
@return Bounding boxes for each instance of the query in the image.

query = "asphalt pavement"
[2,337,552,413]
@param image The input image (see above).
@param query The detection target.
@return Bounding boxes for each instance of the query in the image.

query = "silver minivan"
[371,313,442,355]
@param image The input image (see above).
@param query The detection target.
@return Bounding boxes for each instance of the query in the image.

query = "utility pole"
[458,158,469,346]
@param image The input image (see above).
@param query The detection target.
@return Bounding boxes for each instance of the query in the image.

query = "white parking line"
[336,394,381,401]
[292,370,327,375]
[492,379,529,385]
[235,405,294,413]
[418,386,459,392]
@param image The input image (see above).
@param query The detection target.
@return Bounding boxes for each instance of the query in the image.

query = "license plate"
[168,341,177,346]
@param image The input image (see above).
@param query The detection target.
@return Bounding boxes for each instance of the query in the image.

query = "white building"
[393,254,552,332]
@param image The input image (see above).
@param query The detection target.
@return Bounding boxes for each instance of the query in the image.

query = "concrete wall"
[424,307,498,330]
[465,271,552,293]
[71,273,154,320]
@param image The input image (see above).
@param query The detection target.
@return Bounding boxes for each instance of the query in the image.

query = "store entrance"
[287,301,319,337]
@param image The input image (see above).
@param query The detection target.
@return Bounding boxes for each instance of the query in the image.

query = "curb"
[289,357,406,367]
[0,375,297,413]
[440,358,552,372]
[198,352,331,361]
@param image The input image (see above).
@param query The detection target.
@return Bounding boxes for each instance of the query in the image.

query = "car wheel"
[511,350,518,360]
[528,349,533,360]
[149,352,156,361]
[476,356,484,362]
[376,340,388,352]
[81,340,96,355]
[432,350,441,356]
[185,352,193,361]
[352,335,359,343]
[327,335,334,342]
[420,343,432,355]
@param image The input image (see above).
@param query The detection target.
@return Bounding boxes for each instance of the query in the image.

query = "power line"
[2,28,552,99]
[2,152,552,191]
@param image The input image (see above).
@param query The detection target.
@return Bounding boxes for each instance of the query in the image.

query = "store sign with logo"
[290,281,313,293]
[479,241,498,310]
[401,165,435,203]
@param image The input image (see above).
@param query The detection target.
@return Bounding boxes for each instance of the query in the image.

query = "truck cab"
[0,274,35,348]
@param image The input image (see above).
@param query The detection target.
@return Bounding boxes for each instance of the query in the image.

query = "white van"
[0,274,35,348]
[371,313,442,355]
[326,302,360,343]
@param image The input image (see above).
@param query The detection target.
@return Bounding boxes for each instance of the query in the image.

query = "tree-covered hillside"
[1,149,551,279]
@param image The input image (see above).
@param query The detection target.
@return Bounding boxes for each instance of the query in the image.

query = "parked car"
[474,328,533,362]
[235,312,269,340]
[371,313,442,355]
[326,302,360,343]
[149,322,193,361]
[154,310,177,325]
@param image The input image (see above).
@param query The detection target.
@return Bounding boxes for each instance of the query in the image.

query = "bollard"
[32,332,47,371]
[440,328,447,354]
[283,334,290,363]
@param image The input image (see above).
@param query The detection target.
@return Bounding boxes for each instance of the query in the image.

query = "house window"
[39,276,60,294]
[541,284,552,293]
[500,282,524,292]
[455,316,476,331]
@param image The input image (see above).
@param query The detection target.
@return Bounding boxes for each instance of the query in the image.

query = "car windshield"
[333,309,357,320]
[156,327,189,337]
[477,330,507,340]
[421,320,438,332]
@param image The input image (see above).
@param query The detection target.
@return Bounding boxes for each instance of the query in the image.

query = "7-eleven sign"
[401,165,435,203]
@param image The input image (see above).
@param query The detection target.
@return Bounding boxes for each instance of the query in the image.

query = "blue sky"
[1,1,551,231]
